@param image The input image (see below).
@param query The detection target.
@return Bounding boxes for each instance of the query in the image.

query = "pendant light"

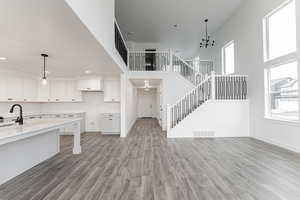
[41,54,48,85]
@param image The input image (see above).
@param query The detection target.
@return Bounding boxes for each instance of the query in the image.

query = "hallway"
[1,119,300,200]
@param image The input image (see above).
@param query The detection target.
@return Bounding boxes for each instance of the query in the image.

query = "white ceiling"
[116,0,244,58]
[0,0,121,78]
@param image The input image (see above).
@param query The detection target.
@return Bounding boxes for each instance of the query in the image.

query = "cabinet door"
[0,74,6,101]
[66,80,82,102]
[23,78,38,101]
[50,80,67,101]
[77,78,102,91]
[5,75,23,101]
[38,81,50,102]
[112,80,121,102]
[104,80,120,102]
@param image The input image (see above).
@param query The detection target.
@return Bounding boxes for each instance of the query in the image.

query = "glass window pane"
[224,43,235,75]
[270,61,298,120]
[268,1,296,60]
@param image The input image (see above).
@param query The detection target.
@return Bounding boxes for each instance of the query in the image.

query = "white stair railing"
[172,54,200,85]
[128,51,170,71]
[167,72,248,130]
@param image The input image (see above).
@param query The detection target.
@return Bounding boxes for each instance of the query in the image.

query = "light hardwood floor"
[1,119,300,200]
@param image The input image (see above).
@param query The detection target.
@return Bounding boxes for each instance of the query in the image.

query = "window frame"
[263,0,299,122]
[263,0,297,62]
[222,40,235,75]
[264,59,299,121]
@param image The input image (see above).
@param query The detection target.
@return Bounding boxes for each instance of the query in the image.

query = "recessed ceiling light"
[0,57,7,60]
[85,70,92,74]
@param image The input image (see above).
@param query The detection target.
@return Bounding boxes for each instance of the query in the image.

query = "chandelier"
[200,19,215,48]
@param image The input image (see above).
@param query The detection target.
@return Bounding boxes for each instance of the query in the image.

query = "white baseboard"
[252,136,300,154]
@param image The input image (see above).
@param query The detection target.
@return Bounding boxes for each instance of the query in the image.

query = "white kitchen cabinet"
[50,80,67,102]
[4,75,23,101]
[100,113,120,135]
[37,81,50,102]
[0,74,6,101]
[77,78,103,91]
[0,71,83,103]
[66,80,82,102]
[104,80,120,102]
[23,78,38,102]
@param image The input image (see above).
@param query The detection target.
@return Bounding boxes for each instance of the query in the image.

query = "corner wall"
[209,0,300,152]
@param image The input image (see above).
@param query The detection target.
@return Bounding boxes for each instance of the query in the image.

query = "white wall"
[169,100,250,138]
[64,0,127,71]
[209,0,300,152]
[120,75,138,137]
[41,92,120,132]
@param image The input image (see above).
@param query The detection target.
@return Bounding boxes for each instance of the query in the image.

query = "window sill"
[264,116,300,127]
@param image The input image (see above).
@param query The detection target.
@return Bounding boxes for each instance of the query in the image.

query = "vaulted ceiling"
[0,0,121,77]
[116,0,245,58]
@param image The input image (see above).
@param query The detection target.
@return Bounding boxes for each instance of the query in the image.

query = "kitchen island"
[0,118,82,185]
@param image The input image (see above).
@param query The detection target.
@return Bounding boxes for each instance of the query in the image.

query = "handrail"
[170,73,212,108]
[168,72,248,130]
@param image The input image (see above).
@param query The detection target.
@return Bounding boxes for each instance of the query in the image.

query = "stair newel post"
[167,104,171,134]
[211,71,216,100]
[169,49,173,72]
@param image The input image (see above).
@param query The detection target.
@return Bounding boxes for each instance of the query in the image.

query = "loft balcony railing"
[115,21,128,65]
[128,51,207,85]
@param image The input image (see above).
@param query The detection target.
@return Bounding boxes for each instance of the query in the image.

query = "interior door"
[138,89,157,118]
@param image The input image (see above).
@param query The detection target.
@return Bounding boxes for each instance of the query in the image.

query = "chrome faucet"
[9,104,23,125]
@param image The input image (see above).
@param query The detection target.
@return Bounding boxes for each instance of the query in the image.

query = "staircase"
[127,50,248,136]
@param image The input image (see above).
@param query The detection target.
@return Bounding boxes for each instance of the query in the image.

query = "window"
[265,61,299,120]
[263,0,296,61]
[263,0,299,122]
[222,41,235,75]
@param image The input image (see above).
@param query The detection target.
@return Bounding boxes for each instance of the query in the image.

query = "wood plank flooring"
[1,119,300,200]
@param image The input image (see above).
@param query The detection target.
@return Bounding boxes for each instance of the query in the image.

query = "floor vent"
[193,130,215,138]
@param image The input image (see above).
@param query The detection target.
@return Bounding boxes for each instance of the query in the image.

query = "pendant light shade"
[41,54,48,85]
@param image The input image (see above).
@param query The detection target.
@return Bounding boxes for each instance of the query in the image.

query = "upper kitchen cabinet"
[0,74,6,101]
[23,78,38,102]
[4,75,23,101]
[37,80,51,102]
[66,80,82,102]
[50,79,68,102]
[77,77,103,91]
[104,79,120,102]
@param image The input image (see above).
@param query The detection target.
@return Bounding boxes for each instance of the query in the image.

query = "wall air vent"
[193,130,215,138]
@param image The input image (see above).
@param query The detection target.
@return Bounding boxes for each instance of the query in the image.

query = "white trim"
[262,0,297,62]
[263,60,299,120]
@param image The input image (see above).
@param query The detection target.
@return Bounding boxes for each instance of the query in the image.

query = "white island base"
[0,119,82,185]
